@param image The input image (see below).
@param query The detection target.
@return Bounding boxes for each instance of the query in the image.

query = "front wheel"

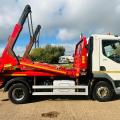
[8,83,30,104]
[93,81,114,102]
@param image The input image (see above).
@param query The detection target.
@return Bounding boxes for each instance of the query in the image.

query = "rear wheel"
[8,83,30,104]
[93,81,114,102]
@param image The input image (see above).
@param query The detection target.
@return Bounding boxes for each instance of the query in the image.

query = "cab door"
[100,39,120,80]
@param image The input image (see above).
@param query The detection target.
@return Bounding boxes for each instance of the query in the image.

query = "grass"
[52,63,73,69]
[61,63,73,68]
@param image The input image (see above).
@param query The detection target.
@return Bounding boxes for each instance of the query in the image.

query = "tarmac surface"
[0,91,120,120]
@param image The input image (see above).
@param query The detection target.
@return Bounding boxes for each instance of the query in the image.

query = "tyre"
[8,83,30,104]
[93,81,114,102]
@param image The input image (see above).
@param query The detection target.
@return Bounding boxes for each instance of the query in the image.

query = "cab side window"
[102,40,120,63]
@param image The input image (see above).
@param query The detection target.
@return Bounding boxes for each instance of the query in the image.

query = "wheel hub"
[12,88,25,101]
[97,87,109,98]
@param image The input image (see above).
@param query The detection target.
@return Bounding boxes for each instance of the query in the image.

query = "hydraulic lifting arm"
[0,5,31,71]
[23,25,41,58]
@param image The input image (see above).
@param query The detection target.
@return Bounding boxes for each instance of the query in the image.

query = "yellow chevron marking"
[1,74,26,76]
[20,62,66,75]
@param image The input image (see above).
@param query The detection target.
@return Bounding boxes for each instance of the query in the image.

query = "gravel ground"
[0,91,120,120]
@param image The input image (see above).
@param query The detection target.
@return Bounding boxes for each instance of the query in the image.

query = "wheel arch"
[4,77,32,93]
[89,73,116,96]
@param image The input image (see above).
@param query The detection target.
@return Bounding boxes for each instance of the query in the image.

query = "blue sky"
[0,0,120,56]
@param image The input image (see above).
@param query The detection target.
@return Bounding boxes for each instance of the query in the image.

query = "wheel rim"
[12,88,25,101]
[97,87,109,98]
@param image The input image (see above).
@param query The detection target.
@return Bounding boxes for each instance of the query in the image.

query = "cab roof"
[91,34,120,40]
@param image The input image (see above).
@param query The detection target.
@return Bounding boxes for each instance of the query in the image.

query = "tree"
[30,45,65,64]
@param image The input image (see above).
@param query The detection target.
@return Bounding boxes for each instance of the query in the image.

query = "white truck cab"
[89,34,120,100]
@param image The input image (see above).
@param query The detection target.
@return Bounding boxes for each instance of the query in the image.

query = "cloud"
[0,45,25,56]
[57,28,78,41]
[0,47,4,56]
[13,46,25,56]
[27,0,120,38]
[1,0,120,55]
[62,43,76,55]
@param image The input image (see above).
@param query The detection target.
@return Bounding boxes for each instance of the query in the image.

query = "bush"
[30,45,65,64]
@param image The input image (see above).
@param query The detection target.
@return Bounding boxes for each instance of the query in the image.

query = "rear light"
[0,79,4,88]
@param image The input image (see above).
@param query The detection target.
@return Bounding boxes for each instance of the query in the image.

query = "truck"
[0,5,120,104]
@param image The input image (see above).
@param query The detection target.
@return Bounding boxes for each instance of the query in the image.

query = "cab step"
[32,85,88,96]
